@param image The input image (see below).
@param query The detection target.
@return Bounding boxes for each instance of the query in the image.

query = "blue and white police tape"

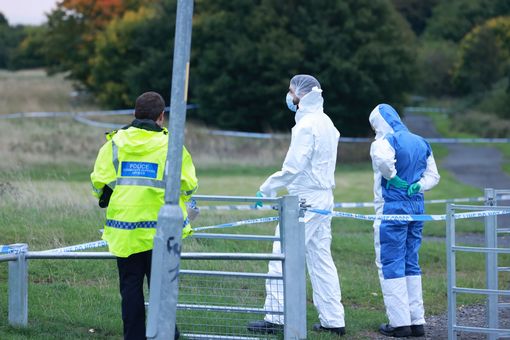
[38,216,280,253]
[204,128,510,144]
[0,105,198,120]
[199,204,274,211]
[27,205,510,253]
[334,196,491,208]
[209,129,288,140]
[198,195,510,211]
[0,244,28,254]
[310,208,510,221]
[193,216,279,231]
[42,240,108,253]
[339,137,510,144]
[4,108,510,144]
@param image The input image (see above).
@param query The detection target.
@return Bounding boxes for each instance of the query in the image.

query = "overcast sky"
[0,0,58,25]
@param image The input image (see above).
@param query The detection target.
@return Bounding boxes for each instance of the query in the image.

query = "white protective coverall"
[369,104,440,328]
[259,78,345,328]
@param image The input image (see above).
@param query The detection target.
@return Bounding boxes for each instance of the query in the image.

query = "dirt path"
[403,114,510,190]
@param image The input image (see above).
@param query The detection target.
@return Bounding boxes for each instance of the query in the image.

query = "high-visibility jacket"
[90,119,198,258]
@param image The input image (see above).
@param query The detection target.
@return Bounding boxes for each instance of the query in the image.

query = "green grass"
[0,156,490,339]
[0,70,497,339]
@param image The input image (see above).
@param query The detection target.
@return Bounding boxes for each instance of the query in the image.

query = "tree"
[89,4,174,107]
[452,17,510,94]
[52,0,417,135]
[0,12,7,26]
[391,0,439,36]
[0,13,26,69]
[190,0,301,131]
[415,40,458,96]
[191,0,416,134]
[44,0,143,83]
[8,26,50,69]
[424,0,510,42]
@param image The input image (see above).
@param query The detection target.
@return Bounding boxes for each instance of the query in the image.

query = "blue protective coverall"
[369,104,440,327]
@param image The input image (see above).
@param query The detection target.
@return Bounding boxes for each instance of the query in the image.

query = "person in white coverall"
[247,75,346,336]
[369,104,440,338]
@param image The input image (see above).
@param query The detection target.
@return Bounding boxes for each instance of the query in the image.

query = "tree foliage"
[8,26,49,70]
[0,13,25,69]
[391,0,439,35]
[61,0,416,135]
[452,17,510,94]
[415,40,457,96]
[424,0,510,42]
[41,0,417,134]
[191,0,416,134]
[45,0,143,83]
[89,3,175,107]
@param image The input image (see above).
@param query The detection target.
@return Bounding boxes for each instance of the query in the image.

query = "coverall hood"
[369,104,408,140]
[295,87,324,123]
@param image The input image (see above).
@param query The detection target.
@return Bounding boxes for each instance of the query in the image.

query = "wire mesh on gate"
[175,197,286,339]
[177,273,281,338]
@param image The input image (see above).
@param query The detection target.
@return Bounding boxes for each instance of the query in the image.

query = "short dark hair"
[134,92,165,121]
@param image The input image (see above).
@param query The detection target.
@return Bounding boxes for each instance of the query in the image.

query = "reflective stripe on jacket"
[90,119,198,258]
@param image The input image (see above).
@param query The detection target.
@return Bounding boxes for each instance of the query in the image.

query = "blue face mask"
[286,93,297,112]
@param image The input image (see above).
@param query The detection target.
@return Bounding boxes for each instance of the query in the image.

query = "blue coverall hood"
[369,104,408,140]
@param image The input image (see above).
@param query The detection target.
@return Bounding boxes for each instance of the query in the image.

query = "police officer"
[91,91,198,340]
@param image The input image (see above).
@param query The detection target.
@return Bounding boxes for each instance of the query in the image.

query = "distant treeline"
[1,0,510,134]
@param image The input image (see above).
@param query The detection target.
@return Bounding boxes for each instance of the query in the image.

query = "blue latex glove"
[255,191,264,208]
[407,182,421,196]
[386,175,409,190]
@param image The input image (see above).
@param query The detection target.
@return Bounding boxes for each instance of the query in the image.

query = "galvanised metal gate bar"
[191,194,307,339]
[485,188,510,340]
[1,194,306,339]
[447,202,510,339]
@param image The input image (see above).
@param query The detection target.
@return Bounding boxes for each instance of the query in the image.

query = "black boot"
[411,324,425,337]
[247,320,283,334]
[313,323,346,336]
[379,324,412,337]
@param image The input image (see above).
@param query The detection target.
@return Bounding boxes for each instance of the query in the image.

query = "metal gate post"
[446,204,456,340]
[485,188,498,340]
[8,243,28,327]
[146,0,194,338]
[280,195,306,339]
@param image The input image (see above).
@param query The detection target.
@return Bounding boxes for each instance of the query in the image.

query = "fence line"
[5,202,510,256]
[199,195,510,211]
[2,107,509,143]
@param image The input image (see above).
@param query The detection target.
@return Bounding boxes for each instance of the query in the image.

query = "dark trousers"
[117,250,179,340]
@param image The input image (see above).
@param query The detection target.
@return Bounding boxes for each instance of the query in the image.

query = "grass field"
[0,70,501,339]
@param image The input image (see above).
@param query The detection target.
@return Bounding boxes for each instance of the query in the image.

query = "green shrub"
[475,79,510,120]
[191,0,416,134]
[452,17,510,94]
[424,0,510,42]
[452,110,510,138]
[415,39,457,96]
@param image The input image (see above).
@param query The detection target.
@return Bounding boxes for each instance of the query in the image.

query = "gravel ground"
[358,114,510,339]
[360,304,510,339]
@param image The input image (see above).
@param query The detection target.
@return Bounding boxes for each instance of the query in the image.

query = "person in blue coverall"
[369,104,440,337]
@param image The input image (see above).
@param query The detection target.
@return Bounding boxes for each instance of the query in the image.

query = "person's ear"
[156,111,164,126]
